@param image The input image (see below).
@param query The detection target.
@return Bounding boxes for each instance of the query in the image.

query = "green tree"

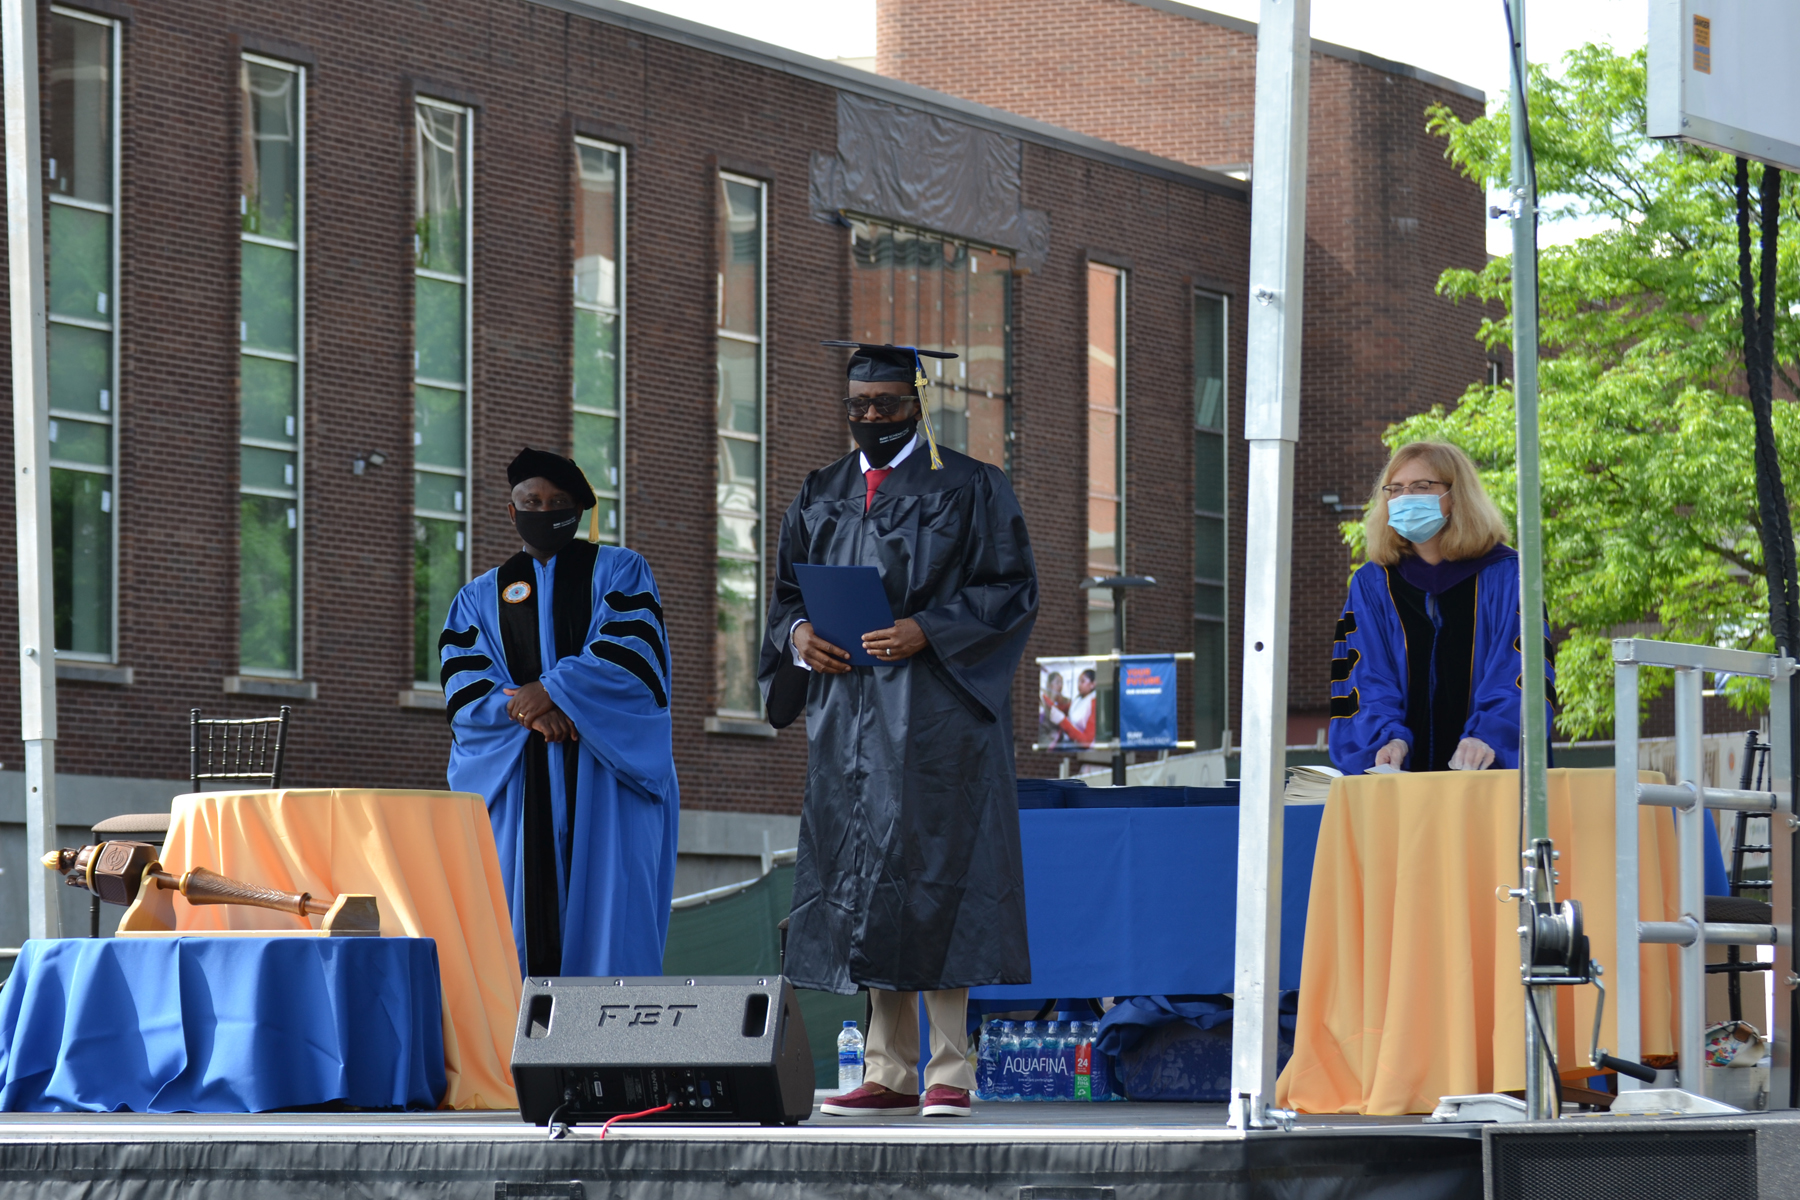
[1360,44,1800,736]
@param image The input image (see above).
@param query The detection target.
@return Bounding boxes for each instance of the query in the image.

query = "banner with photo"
[1037,656,1101,751]
[1119,654,1178,750]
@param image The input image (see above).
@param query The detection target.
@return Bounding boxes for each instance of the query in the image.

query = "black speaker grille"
[1488,1128,1757,1200]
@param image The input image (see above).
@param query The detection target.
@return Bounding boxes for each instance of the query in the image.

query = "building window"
[1193,292,1229,751]
[848,218,1011,469]
[573,138,623,543]
[1086,263,1125,653]
[46,8,119,661]
[239,55,304,677]
[412,99,472,684]
[715,173,764,716]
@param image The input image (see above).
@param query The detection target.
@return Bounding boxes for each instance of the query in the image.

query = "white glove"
[1448,737,1495,771]
[1371,738,1408,770]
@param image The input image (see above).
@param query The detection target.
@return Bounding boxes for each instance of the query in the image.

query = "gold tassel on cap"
[912,351,944,470]
[580,467,603,543]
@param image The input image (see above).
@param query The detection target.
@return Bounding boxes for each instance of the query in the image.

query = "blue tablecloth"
[970,804,1323,1001]
[0,937,446,1113]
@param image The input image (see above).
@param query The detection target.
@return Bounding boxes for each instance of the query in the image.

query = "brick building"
[0,0,1272,945]
[876,0,1496,744]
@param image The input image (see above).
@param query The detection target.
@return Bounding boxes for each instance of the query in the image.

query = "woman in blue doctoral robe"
[441,459,677,979]
[1329,441,1555,775]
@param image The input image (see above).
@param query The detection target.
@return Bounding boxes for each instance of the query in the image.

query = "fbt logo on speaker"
[598,1003,699,1028]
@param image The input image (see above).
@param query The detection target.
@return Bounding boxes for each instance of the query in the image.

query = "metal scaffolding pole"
[1227,0,1309,1132]
[1505,0,1554,1120]
[4,0,62,940]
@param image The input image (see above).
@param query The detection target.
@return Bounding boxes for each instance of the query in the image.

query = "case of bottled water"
[974,1016,1118,1101]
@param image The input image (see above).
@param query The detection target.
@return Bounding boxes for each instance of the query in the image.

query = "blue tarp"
[0,937,446,1113]
[982,785,1727,1007]
[970,804,1324,1001]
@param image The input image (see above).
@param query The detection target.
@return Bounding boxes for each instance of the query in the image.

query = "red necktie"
[865,467,892,511]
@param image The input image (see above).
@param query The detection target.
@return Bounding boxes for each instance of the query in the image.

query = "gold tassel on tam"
[912,351,944,470]
[580,467,603,542]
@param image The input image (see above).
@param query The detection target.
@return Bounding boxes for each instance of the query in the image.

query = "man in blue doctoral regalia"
[441,447,678,978]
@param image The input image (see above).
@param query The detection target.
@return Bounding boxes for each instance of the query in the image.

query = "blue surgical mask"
[1387,494,1447,544]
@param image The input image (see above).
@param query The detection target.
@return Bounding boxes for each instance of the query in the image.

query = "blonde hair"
[1362,441,1510,566]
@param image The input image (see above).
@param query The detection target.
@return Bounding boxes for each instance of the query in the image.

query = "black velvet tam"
[821,340,956,383]
[507,446,596,509]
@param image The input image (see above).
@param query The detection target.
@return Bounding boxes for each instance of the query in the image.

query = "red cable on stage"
[597,1103,673,1140]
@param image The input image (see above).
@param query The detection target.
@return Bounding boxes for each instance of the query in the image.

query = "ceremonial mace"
[44,841,381,935]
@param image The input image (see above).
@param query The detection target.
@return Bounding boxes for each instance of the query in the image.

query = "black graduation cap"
[508,446,597,510]
[821,341,957,384]
[820,342,956,470]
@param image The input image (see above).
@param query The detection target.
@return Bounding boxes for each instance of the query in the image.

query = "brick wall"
[878,0,1493,728]
[0,0,1250,811]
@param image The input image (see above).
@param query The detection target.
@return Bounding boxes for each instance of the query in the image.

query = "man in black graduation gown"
[760,342,1039,1118]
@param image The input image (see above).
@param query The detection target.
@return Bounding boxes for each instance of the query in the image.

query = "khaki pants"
[864,987,975,1094]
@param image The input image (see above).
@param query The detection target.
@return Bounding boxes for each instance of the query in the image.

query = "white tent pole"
[1227,0,1310,1131]
[4,0,62,940]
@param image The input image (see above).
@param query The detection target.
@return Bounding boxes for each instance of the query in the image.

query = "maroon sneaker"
[820,1084,922,1116]
[921,1085,971,1117]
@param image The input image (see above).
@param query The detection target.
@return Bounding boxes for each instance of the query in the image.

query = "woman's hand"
[1373,738,1409,769]
[794,622,852,674]
[1448,737,1495,770]
[862,618,928,662]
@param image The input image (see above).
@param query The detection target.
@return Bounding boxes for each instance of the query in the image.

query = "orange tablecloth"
[1275,768,1683,1115]
[160,788,521,1110]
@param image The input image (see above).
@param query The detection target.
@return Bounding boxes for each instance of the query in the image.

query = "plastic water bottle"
[1020,1021,1045,1101]
[1082,1022,1119,1101]
[1047,1021,1073,1100]
[996,1021,1021,1100]
[1072,1021,1095,1101]
[837,1020,864,1092]
[975,1020,997,1099]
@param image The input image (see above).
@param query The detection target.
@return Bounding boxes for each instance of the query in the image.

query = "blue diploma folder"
[794,564,894,667]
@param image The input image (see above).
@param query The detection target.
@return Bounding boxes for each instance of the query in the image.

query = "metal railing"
[1613,637,1794,1103]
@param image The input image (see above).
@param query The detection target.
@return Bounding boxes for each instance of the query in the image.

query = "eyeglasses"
[842,394,915,419]
[1381,480,1451,498]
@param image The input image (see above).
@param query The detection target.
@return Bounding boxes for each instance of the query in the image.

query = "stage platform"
[5,1100,1799,1199]
[0,1101,1483,1200]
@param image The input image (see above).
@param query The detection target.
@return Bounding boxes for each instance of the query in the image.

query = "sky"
[631,0,1649,254]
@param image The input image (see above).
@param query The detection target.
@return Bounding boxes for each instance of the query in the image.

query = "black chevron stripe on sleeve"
[440,653,493,691]
[1330,647,1361,683]
[590,640,669,709]
[446,678,495,724]
[600,619,668,676]
[1334,611,1357,642]
[439,624,481,651]
[606,589,666,630]
[1329,689,1361,719]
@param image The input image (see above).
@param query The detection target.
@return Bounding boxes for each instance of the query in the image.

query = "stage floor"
[11,1100,1800,1199]
[0,1101,1486,1200]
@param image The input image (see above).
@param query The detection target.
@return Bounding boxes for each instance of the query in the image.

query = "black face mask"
[850,417,918,468]
[515,507,585,555]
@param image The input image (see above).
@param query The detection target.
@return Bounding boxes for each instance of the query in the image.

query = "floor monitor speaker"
[511,975,813,1126]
